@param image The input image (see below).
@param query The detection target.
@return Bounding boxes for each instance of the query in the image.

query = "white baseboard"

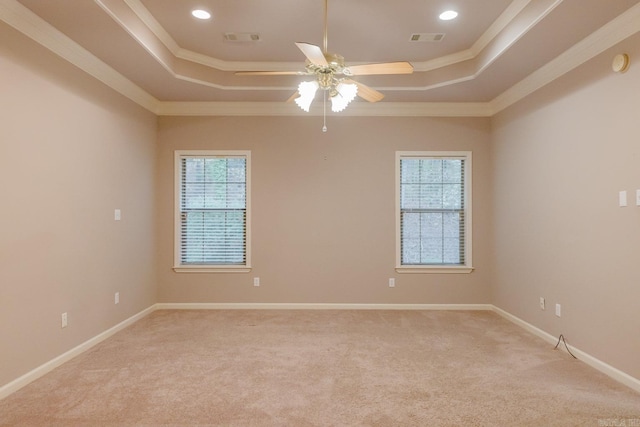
[3,303,638,401]
[491,305,640,394]
[0,305,155,400]
[491,305,560,345]
[155,302,494,311]
[0,302,491,400]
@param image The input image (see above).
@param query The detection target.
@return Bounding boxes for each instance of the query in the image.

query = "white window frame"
[174,150,251,273]
[395,151,473,274]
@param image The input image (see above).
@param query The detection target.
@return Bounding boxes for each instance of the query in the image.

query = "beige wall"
[3,7,639,394]
[0,23,157,386]
[156,115,493,304]
[491,33,640,379]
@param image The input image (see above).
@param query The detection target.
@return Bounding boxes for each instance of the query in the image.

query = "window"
[396,151,472,273]
[174,151,251,272]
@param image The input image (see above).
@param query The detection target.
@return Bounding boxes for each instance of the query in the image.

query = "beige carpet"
[1,310,639,426]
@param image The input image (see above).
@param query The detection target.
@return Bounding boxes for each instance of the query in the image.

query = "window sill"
[395,266,474,274]
[173,266,252,273]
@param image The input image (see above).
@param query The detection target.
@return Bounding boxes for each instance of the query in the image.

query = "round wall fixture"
[612,53,630,73]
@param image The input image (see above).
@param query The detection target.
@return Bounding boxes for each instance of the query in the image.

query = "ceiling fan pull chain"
[322,91,328,132]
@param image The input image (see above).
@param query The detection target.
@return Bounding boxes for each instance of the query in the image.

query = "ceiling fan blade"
[344,79,384,103]
[286,91,299,103]
[295,42,329,67]
[346,61,413,76]
[235,71,303,76]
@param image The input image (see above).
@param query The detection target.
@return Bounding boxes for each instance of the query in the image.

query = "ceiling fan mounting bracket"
[305,52,348,78]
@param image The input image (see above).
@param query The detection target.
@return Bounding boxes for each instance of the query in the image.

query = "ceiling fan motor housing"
[306,52,351,91]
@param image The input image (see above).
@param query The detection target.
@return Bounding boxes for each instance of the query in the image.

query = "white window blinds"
[399,156,467,266]
[178,155,248,266]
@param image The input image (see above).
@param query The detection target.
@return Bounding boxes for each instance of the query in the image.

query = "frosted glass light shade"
[330,82,358,112]
[294,81,319,112]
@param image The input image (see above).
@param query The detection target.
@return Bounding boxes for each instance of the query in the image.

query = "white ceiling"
[3,0,640,114]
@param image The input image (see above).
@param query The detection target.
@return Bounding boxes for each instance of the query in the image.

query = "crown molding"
[2,0,639,117]
[472,0,531,56]
[112,0,560,94]
[176,48,304,73]
[122,0,301,73]
[155,101,494,117]
[412,0,534,73]
[121,0,538,79]
[0,0,159,113]
[123,0,179,53]
[491,1,640,114]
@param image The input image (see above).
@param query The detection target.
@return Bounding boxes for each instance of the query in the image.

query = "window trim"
[173,150,251,273]
[395,151,473,274]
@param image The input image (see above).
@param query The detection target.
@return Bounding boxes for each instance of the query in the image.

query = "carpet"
[1,309,639,426]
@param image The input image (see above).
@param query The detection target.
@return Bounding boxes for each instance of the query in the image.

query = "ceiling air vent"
[409,33,445,42]
[224,33,261,42]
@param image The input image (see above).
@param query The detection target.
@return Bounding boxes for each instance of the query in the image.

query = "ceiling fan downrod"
[323,0,328,53]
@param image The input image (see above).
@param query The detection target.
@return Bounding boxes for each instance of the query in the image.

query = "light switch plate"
[114,209,122,221]
[636,189,640,206]
[619,191,627,207]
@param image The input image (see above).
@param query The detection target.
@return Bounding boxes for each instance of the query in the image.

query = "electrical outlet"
[389,278,395,288]
[253,277,260,287]
[115,292,119,304]
[61,312,68,328]
[555,304,562,317]
[539,297,545,310]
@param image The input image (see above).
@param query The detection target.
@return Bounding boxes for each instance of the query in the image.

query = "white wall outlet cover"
[555,304,562,317]
[114,209,122,220]
[253,277,260,287]
[636,189,640,206]
[389,278,395,288]
[619,191,627,207]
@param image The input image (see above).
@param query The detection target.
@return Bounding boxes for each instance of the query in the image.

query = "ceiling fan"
[235,0,414,112]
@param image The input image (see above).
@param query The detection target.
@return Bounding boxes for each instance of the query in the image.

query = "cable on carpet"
[554,334,577,359]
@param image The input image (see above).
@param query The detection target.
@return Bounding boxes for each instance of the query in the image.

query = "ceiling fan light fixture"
[330,82,358,112]
[295,81,319,112]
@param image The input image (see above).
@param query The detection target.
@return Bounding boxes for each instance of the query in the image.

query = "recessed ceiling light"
[439,10,458,21]
[191,9,211,20]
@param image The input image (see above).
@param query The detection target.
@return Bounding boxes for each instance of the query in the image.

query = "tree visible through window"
[175,151,251,271]
[397,152,472,272]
